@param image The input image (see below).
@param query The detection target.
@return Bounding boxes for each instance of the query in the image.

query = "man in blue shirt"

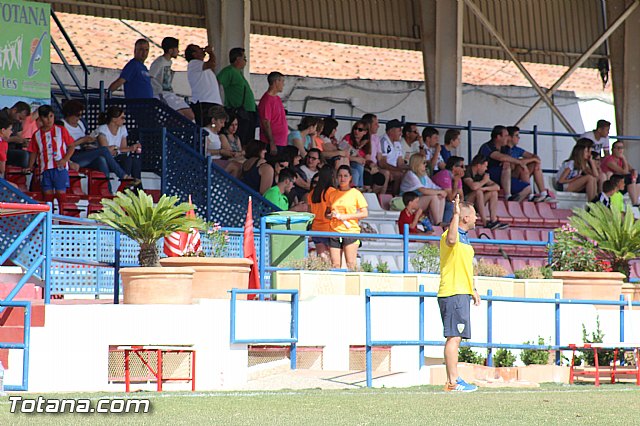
[108,39,153,99]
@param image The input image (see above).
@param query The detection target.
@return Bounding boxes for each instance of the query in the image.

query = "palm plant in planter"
[569,202,640,279]
[90,189,205,266]
[90,190,206,304]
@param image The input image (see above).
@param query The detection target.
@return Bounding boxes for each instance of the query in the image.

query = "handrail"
[50,9,89,95]
[229,288,299,369]
[364,286,640,387]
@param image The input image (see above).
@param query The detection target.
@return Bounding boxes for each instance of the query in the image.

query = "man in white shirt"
[401,122,423,162]
[580,119,611,157]
[149,37,195,121]
[185,44,223,126]
[378,119,409,194]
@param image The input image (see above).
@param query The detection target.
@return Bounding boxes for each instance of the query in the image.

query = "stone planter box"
[273,271,355,300]
[120,267,194,304]
[552,271,625,301]
[160,257,252,300]
[622,282,640,302]
[513,279,564,299]
[473,276,516,297]
[429,363,569,385]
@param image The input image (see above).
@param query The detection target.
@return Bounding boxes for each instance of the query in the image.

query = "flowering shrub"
[548,224,610,273]
[207,222,229,257]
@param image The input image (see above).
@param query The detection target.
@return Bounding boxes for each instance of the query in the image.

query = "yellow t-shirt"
[438,229,474,297]
[329,188,368,233]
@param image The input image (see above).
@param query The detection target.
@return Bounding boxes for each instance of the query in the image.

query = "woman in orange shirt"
[307,166,335,259]
[329,165,369,270]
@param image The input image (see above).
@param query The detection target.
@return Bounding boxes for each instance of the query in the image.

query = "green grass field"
[1,384,639,425]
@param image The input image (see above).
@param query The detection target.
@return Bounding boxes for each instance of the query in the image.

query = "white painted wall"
[51,65,615,170]
[8,294,638,392]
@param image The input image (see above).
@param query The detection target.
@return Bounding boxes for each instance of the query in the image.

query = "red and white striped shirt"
[28,125,75,173]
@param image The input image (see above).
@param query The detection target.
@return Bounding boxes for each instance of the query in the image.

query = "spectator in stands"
[96,106,143,181]
[505,126,554,202]
[62,100,137,192]
[341,120,370,189]
[401,122,422,163]
[423,126,445,174]
[288,116,319,157]
[308,166,335,259]
[575,137,607,192]
[462,154,507,230]
[328,165,368,270]
[600,141,640,206]
[0,114,11,179]
[241,139,274,195]
[0,101,31,168]
[258,72,288,156]
[108,39,153,99]
[478,125,531,201]
[264,168,306,211]
[555,142,599,201]
[294,148,321,195]
[149,37,195,121]
[217,47,257,146]
[441,129,461,164]
[581,119,611,157]
[398,192,433,235]
[361,113,390,194]
[379,119,409,194]
[593,179,617,209]
[203,105,229,159]
[608,174,626,212]
[185,44,223,127]
[20,105,41,140]
[400,153,446,226]
[219,113,245,177]
[319,117,338,149]
[26,105,76,203]
[433,156,465,225]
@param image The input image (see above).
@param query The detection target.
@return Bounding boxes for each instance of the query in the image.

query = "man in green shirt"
[264,169,296,210]
[217,47,257,147]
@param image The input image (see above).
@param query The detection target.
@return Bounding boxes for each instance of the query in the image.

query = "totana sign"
[0,0,50,107]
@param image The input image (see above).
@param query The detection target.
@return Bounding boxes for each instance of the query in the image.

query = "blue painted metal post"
[44,208,52,304]
[22,303,31,390]
[229,289,237,342]
[467,120,473,161]
[206,157,212,221]
[418,284,424,368]
[99,80,105,112]
[330,108,336,118]
[113,231,121,304]
[259,217,267,300]
[487,289,493,367]
[620,294,625,343]
[402,224,410,273]
[160,127,167,195]
[365,289,372,388]
[547,231,554,265]
[290,291,299,370]
[533,125,538,156]
[555,292,561,365]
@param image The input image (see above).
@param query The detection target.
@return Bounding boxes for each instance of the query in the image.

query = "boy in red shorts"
[26,105,75,202]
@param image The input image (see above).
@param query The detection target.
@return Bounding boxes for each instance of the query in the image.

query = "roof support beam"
[516,0,639,127]
[420,0,463,125]
[204,0,250,75]
[463,0,576,134]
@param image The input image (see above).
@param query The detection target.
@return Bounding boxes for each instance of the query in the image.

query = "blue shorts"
[488,166,529,196]
[41,168,70,192]
[438,294,472,339]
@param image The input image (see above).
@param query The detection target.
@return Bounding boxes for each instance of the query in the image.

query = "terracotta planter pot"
[552,271,625,301]
[159,257,253,300]
[622,282,640,302]
[120,267,194,304]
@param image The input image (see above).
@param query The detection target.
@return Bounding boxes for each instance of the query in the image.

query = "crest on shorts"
[457,323,465,334]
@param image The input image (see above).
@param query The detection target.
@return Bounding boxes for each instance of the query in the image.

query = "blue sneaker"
[420,218,434,232]
[445,377,478,392]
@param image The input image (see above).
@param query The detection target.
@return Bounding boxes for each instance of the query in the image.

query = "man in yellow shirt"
[438,194,481,392]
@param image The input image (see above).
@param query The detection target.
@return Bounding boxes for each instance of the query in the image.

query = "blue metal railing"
[229,288,299,369]
[0,300,31,391]
[257,219,553,287]
[364,286,640,387]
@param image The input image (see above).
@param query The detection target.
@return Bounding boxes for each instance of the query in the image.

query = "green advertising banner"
[0,0,51,107]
